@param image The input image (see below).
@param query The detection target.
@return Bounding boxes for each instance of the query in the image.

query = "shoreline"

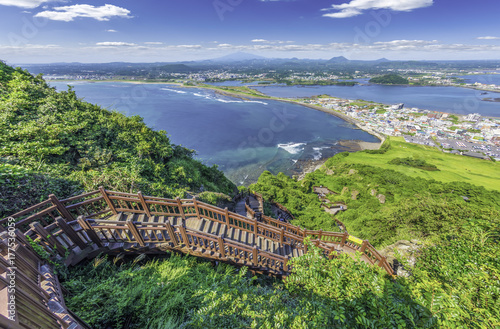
[209,88,386,147]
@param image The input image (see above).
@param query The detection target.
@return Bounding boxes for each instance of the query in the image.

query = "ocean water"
[252,83,500,117]
[455,74,500,86]
[50,81,378,185]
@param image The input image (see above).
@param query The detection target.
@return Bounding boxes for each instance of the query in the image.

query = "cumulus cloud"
[323,0,433,18]
[35,4,132,22]
[0,0,57,9]
[96,42,136,47]
[477,36,500,40]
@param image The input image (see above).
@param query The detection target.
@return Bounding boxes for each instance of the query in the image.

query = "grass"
[342,137,500,191]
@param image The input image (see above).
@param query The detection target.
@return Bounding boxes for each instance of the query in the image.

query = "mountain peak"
[328,56,349,63]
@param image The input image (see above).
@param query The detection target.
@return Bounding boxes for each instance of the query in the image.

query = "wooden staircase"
[0,188,394,328]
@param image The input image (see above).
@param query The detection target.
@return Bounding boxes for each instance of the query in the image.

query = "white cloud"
[323,0,433,18]
[0,0,57,9]
[144,42,163,45]
[0,43,60,49]
[251,39,294,44]
[96,42,136,47]
[35,4,132,22]
[106,29,118,33]
[477,36,500,40]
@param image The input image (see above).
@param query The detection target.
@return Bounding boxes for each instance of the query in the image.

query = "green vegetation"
[251,157,500,247]
[277,80,358,86]
[388,157,439,171]
[369,74,409,85]
[0,61,234,217]
[342,137,500,191]
[4,60,500,328]
[449,114,460,124]
[64,219,500,329]
[199,84,268,98]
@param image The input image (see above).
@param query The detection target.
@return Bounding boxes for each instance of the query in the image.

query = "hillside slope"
[0,61,235,216]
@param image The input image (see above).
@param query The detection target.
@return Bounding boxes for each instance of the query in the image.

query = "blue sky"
[0,0,499,63]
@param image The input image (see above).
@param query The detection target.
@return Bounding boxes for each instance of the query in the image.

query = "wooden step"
[197,218,206,231]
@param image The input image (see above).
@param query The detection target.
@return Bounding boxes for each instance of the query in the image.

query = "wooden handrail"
[3,188,394,276]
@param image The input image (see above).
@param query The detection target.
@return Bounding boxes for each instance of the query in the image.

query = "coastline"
[210,88,385,147]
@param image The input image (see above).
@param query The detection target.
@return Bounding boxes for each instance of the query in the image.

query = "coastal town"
[299,96,500,160]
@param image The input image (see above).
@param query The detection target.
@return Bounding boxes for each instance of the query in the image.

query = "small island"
[370,74,409,85]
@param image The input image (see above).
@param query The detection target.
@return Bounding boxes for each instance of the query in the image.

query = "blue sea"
[50,81,378,184]
[252,80,500,117]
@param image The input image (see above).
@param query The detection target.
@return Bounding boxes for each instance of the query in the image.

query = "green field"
[344,137,500,191]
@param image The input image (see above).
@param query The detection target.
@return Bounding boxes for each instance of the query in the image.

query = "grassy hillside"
[63,221,500,329]
[347,137,500,191]
[0,61,235,217]
[251,147,500,248]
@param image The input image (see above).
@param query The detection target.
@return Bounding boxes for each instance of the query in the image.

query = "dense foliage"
[64,219,499,329]
[251,152,500,248]
[0,61,235,217]
[369,74,409,85]
[388,157,439,171]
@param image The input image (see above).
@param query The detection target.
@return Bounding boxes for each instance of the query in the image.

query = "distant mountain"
[328,56,349,63]
[156,64,195,72]
[375,58,391,62]
[211,52,267,62]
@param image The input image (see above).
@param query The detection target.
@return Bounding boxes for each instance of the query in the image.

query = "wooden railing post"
[164,222,178,247]
[360,240,369,253]
[177,225,190,247]
[191,197,201,220]
[318,229,323,241]
[56,217,87,250]
[77,216,103,248]
[49,194,75,222]
[252,246,258,266]
[137,192,151,217]
[253,220,258,236]
[99,186,117,215]
[176,197,186,221]
[328,246,336,260]
[224,207,230,224]
[29,222,66,256]
[218,235,226,258]
[341,232,348,246]
[126,219,145,247]
[280,228,285,245]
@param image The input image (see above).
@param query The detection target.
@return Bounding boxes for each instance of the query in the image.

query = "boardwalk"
[0,188,394,328]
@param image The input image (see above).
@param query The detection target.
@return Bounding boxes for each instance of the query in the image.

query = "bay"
[252,83,500,117]
[50,81,379,185]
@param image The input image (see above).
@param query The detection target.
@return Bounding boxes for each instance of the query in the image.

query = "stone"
[341,186,349,195]
[351,190,359,200]
[379,240,422,277]
[348,169,358,175]
[377,194,386,204]
[370,189,377,196]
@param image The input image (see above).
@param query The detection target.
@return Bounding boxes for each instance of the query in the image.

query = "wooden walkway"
[0,188,394,328]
